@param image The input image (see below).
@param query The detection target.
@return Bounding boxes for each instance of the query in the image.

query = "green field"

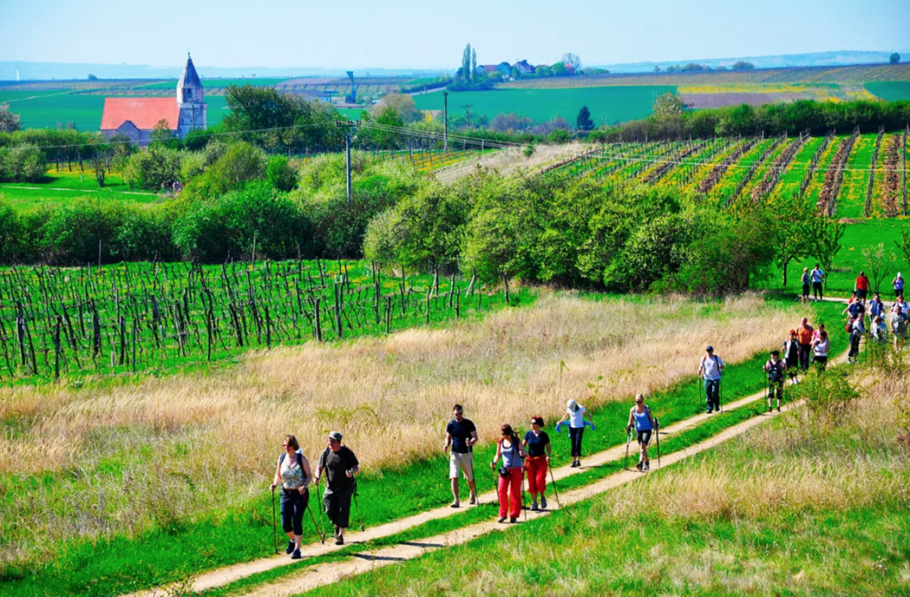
[136,77,291,90]
[413,85,676,125]
[864,81,910,101]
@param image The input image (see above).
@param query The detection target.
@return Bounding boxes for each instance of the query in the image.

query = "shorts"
[856,289,867,300]
[637,430,652,446]
[802,284,810,298]
[449,451,475,481]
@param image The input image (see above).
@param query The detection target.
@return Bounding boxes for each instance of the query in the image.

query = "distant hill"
[596,50,910,73]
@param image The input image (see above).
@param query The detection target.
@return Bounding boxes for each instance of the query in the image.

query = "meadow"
[414,86,676,125]
[865,81,910,101]
[307,357,909,597]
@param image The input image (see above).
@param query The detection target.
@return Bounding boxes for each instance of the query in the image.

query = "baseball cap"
[328,431,343,442]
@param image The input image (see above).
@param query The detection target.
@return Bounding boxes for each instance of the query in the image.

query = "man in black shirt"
[315,431,360,545]
[443,404,478,508]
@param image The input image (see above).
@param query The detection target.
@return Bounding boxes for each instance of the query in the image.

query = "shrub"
[266,155,298,192]
[41,199,125,264]
[4,145,48,182]
[124,147,182,191]
[182,142,265,199]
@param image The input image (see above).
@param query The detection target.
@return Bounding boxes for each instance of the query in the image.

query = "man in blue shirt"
[444,404,478,508]
[810,264,825,301]
[697,346,725,413]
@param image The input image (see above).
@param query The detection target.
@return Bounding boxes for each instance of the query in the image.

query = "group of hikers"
[268,271,909,555]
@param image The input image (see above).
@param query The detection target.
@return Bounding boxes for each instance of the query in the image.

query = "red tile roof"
[101,97,179,131]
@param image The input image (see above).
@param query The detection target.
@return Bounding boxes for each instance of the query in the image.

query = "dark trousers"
[812,281,823,300]
[768,381,784,401]
[569,426,584,457]
[798,344,812,371]
[281,488,308,535]
[705,379,720,412]
[323,486,353,529]
[848,333,861,358]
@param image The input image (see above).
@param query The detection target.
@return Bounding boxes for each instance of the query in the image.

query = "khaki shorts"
[449,451,475,481]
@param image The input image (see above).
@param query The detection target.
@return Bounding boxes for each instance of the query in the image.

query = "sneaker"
[335,536,344,546]
[768,407,773,413]
[540,495,547,509]
[777,407,781,413]
[576,461,582,468]
[635,461,643,471]
[286,540,296,554]
[706,410,713,414]
[469,494,477,505]
[291,548,302,559]
[450,501,460,508]
[530,502,539,511]
[643,462,650,472]
[498,517,507,523]
[509,517,518,523]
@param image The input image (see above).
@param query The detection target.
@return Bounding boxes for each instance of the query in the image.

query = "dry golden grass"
[432,143,587,184]
[0,291,803,563]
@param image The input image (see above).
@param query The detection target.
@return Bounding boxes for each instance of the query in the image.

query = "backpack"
[280,451,304,469]
[767,360,783,382]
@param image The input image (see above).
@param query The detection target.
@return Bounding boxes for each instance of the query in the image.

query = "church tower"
[176,53,206,138]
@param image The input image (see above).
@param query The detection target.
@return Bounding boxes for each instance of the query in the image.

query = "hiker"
[894,295,910,318]
[522,416,551,511]
[490,424,526,523]
[893,273,905,299]
[810,264,825,301]
[871,316,888,343]
[800,267,811,302]
[796,318,814,372]
[847,316,863,364]
[855,271,871,302]
[697,346,725,413]
[270,435,312,559]
[891,305,908,348]
[314,431,359,545]
[625,394,657,471]
[782,330,800,384]
[558,399,593,467]
[764,350,786,412]
[869,293,886,322]
[443,404,478,508]
[843,293,866,321]
[812,330,830,371]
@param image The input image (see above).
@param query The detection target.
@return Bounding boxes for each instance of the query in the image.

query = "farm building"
[476,62,512,77]
[513,60,535,75]
[101,54,206,145]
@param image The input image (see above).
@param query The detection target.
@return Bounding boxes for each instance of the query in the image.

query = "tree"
[90,142,111,188]
[562,53,582,72]
[576,106,595,131]
[732,60,756,71]
[812,217,845,289]
[462,44,473,83]
[266,155,298,192]
[471,47,477,83]
[653,92,685,118]
[149,119,180,150]
[770,194,816,286]
[550,63,568,77]
[371,93,421,123]
[87,73,98,81]
[890,53,901,64]
[862,242,897,293]
[896,228,910,268]
[0,103,21,133]
[653,65,662,73]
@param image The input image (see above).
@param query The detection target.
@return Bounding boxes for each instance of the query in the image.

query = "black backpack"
[767,360,783,382]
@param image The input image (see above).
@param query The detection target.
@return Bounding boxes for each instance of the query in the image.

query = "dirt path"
[124,383,787,597]
[237,398,812,597]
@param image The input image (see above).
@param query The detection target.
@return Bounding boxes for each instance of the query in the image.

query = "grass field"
[414,86,675,125]
[137,78,291,90]
[0,293,840,596]
[307,353,908,597]
[864,81,910,101]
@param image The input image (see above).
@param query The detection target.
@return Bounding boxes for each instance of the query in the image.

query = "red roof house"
[101,98,180,145]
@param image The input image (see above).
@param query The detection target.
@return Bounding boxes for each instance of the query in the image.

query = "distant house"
[514,60,535,75]
[101,54,206,145]
[476,62,511,77]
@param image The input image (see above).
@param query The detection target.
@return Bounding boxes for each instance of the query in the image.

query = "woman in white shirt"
[269,435,313,559]
[812,330,830,371]
[558,399,592,468]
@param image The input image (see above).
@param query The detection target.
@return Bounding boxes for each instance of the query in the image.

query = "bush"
[266,155,298,192]
[124,147,182,191]
[41,200,125,264]
[181,142,265,199]
[3,145,48,182]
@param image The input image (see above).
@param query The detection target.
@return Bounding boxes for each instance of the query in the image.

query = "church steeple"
[177,53,203,105]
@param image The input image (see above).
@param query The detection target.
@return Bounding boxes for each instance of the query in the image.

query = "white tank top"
[279,453,306,490]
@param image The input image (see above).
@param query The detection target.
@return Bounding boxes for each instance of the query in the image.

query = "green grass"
[836,133,876,218]
[413,86,676,126]
[0,186,161,209]
[0,297,846,597]
[0,89,75,104]
[137,78,291,90]
[864,81,910,101]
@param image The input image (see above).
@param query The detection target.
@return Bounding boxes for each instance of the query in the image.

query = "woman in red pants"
[490,424,526,523]
[522,416,551,510]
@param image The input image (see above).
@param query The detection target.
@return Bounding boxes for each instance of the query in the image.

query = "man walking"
[855,271,871,303]
[796,317,814,372]
[764,350,786,412]
[869,293,886,322]
[810,264,825,301]
[315,431,360,546]
[443,404,478,508]
[697,346,725,414]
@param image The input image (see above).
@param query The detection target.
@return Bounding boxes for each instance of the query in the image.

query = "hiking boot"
[509,517,518,523]
[334,526,340,538]
[469,494,477,505]
[706,409,713,414]
[777,406,781,413]
[450,501,460,508]
[530,502,539,511]
[291,548,302,559]
[643,462,650,472]
[335,536,344,546]
[768,407,773,413]
[635,461,643,471]
[498,517,507,523]
[286,540,296,554]
[540,495,547,509]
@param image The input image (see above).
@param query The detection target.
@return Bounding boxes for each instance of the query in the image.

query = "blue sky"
[1,0,908,69]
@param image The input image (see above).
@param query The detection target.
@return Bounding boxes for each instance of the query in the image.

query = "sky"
[1,0,908,69]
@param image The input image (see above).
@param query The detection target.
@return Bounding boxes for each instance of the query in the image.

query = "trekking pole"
[315,478,326,541]
[623,428,633,470]
[306,501,325,544]
[521,469,527,522]
[271,487,278,554]
[351,475,365,532]
[548,465,562,508]
[654,419,661,468]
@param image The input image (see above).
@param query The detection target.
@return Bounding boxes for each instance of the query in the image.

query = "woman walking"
[812,330,830,371]
[625,394,656,471]
[893,272,905,300]
[800,267,811,302]
[558,399,592,467]
[270,435,312,559]
[490,424,526,523]
[782,330,800,384]
[522,416,551,511]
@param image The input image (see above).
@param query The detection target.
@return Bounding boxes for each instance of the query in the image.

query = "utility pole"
[443,92,448,154]
[462,104,473,127]
[336,120,360,205]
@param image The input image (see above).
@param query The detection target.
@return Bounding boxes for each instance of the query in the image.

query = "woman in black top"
[522,416,552,511]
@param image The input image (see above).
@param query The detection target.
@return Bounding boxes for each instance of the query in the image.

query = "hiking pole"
[306,501,325,544]
[271,486,278,554]
[315,478,327,541]
[548,465,562,508]
[521,469,527,522]
[351,475,365,532]
[654,419,661,468]
[623,428,633,470]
